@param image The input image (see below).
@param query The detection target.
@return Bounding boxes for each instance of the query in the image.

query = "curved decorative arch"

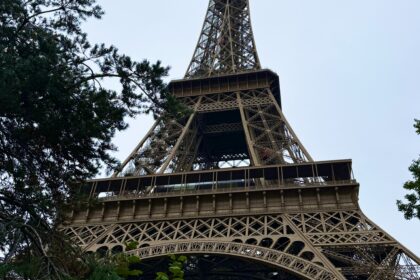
[126,241,337,280]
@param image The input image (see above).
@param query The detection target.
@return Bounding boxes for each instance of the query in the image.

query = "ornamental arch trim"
[125,241,338,280]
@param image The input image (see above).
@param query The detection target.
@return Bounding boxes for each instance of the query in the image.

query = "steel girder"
[65,0,420,279]
[113,88,311,177]
[63,209,420,279]
[185,0,261,78]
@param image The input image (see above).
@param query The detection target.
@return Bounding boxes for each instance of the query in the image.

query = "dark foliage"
[397,119,420,220]
[0,0,182,278]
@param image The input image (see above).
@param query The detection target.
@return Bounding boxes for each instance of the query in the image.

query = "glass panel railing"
[85,160,355,201]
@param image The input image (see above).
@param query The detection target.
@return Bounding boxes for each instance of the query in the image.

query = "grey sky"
[84,0,420,255]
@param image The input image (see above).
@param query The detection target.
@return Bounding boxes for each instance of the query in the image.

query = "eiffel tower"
[63,1,420,279]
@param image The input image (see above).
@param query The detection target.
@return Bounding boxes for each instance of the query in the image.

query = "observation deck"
[66,160,359,226]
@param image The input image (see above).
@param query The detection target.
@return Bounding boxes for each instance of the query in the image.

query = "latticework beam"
[185,0,261,78]
[64,1,420,279]
[113,87,311,177]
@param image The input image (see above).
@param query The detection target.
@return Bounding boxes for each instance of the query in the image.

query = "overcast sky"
[84,0,420,255]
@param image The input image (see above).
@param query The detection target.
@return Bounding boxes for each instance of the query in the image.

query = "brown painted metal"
[63,0,420,279]
[185,0,261,78]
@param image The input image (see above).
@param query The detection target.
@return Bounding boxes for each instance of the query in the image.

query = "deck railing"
[80,160,354,200]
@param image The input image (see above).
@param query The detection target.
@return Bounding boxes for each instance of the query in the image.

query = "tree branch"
[16,2,71,35]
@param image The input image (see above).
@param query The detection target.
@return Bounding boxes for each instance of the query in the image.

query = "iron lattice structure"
[63,0,420,279]
[185,0,261,78]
